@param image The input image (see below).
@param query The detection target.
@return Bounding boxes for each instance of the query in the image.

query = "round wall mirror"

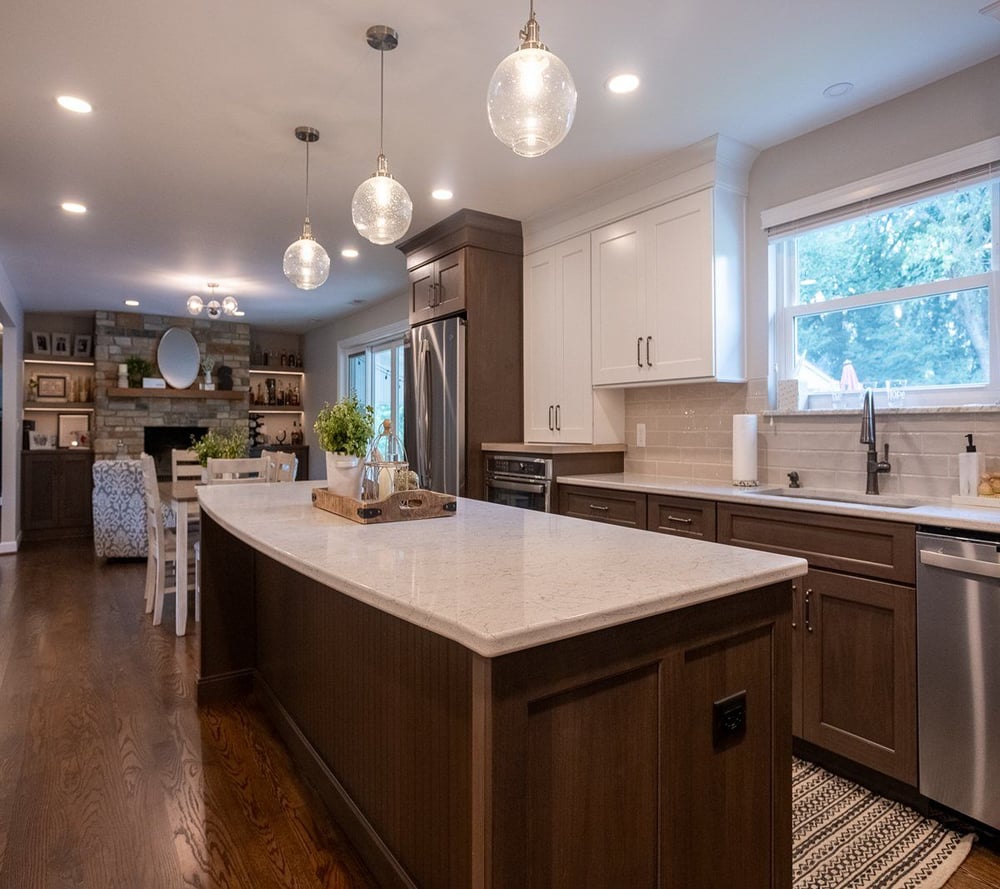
[156,327,201,389]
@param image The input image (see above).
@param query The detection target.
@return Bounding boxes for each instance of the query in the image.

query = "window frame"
[769,168,999,411]
[337,318,409,436]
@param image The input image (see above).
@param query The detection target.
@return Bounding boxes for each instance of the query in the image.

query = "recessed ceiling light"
[822,81,854,98]
[61,201,87,214]
[431,188,454,201]
[606,73,640,94]
[124,299,140,307]
[341,248,359,259]
[232,310,245,317]
[57,95,92,114]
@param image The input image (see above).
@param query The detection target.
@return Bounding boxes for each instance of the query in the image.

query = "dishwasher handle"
[919,548,1000,580]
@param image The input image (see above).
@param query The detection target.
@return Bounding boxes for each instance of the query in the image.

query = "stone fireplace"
[92,311,251,459]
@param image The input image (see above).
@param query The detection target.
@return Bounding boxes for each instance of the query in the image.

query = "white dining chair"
[171,448,205,482]
[140,453,197,627]
[206,456,268,484]
[264,451,298,482]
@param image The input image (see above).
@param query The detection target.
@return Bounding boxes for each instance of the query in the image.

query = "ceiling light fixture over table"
[487,0,577,157]
[283,126,331,290]
[351,25,413,246]
[187,282,238,319]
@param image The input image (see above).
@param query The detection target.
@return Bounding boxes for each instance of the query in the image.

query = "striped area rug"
[793,758,975,888]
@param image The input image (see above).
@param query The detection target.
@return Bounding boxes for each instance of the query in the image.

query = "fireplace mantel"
[107,387,245,400]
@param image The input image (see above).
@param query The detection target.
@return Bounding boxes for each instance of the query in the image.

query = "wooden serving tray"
[312,487,457,524]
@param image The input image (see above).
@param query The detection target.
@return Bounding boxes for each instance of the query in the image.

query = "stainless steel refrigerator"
[404,315,466,496]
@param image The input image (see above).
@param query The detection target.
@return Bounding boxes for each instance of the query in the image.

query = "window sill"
[764,403,1000,418]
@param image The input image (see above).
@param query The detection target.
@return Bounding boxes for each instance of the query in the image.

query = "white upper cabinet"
[591,187,746,387]
[524,235,623,443]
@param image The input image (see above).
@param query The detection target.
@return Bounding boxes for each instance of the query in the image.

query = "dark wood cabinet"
[399,210,523,501]
[559,485,647,528]
[407,249,466,324]
[647,494,716,540]
[718,503,917,785]
[21,450,94,540]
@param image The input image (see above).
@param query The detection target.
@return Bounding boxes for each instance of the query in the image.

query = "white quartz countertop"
[557,472,1000,533]
[198,482,806,658]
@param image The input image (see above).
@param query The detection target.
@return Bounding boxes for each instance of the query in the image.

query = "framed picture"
[36,374,67,399]
[57,413,91,449]
[27,431,55,450]
[51,332,71,357]
[73,334,92,358]
[32,331,51,355]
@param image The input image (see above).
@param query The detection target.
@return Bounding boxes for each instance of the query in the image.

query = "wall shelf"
[25,403,96,412]
[25,355,96,368]
[249,366,304,375]
[107,387,245,400]
[251,407,303,414]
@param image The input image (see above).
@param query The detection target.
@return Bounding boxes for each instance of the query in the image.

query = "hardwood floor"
[0,538,378,888]
[0,537,997,888]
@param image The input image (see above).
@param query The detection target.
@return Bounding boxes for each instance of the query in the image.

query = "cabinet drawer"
[559,486,647,529]
[718,503,915,584]
[647,495,716,540]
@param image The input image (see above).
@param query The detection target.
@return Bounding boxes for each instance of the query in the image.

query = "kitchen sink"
[748,487,927,509]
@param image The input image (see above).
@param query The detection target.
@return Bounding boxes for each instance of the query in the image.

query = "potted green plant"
[313,395,375,497]
[189,427,249,466]
[125,355,155,388]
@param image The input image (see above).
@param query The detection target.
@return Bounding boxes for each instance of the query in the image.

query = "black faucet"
[860,389,891,494]
[787,471,801,488]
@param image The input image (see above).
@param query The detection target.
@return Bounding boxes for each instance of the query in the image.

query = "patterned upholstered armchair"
[92,459,149,558]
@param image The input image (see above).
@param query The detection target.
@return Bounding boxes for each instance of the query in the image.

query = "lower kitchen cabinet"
[559,486,717,541]
[559,485,646,529]
[22,449,94,541]
[719,503,917,785]
[797,568,917,783]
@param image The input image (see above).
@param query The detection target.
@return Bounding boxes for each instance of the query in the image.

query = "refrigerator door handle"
[420,338,433,487]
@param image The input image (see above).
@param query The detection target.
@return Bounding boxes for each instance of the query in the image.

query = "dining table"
[158,479,200,636]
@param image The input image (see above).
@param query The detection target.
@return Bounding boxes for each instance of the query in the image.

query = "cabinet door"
[433,250,466,318]
[800,568,917,784]
[22,453,59,530]
[60,452,95,530]
[554,236,593,442]
[591,216,645,386]
[523,248,559,442]
[408,264,436,325]
[644,191,715,381]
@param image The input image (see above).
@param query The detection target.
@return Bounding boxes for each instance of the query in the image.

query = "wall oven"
[484,455,553,512]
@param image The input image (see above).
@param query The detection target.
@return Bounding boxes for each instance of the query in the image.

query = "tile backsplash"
[624,379,1000,499]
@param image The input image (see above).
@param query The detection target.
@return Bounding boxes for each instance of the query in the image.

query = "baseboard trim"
[196,669,254,705]
[253,674,416,889]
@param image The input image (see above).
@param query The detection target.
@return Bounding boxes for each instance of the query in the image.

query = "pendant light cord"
[379,48,385,156]
[304,138,311,220]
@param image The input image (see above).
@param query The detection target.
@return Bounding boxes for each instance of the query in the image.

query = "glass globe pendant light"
[487,0,577,158]
[284,126,331,290]
[351,25,413,246]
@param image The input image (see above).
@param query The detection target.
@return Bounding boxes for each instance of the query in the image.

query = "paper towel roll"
[732,414,758,486]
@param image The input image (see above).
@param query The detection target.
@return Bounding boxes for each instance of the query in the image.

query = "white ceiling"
[1,0,997,332]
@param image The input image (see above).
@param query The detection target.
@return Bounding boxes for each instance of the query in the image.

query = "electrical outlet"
[636,423,646,447]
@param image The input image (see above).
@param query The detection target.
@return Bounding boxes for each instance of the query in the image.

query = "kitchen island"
[197,482,807,889]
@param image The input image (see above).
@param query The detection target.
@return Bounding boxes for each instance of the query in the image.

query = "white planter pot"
[325,452,364,498]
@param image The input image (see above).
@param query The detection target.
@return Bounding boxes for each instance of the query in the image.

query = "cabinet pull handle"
[646,336,652,367]
[636,337,643,368]
[548,404,554,431]
[666,514,692,524]
[555,404,561,431]
[791,583,798,629]
[588,504,610,512]
[804,588,813,633]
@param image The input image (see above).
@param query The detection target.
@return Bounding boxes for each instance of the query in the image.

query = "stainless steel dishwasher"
[916,527,1000,830]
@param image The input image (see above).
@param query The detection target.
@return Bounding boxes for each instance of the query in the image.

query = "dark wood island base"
[198,512,792,889]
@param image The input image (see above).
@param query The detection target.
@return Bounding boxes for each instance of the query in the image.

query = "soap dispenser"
[958,433,984,497]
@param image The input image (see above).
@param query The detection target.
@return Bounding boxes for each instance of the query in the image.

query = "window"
[772,173,998,409]
[341,324,407,443]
